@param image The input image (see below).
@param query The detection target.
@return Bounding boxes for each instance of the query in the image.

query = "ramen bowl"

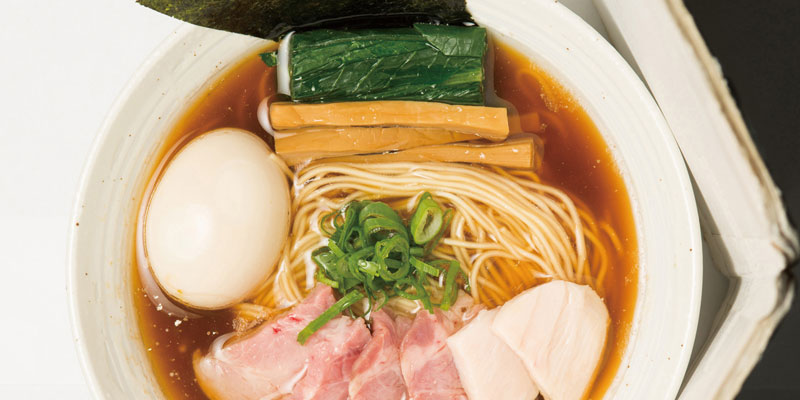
[67,0,702,398]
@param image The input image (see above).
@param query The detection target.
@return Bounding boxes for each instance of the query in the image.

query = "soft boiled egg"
[143,128,290,310]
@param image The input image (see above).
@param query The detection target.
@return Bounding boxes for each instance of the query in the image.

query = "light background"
[0,0,795,398]
[0,1,178,397]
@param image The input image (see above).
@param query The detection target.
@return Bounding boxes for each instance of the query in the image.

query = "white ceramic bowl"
[68,0,702,398]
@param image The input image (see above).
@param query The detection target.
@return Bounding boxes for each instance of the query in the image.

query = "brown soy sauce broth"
[134,43,637,400]
[492,42,638,398]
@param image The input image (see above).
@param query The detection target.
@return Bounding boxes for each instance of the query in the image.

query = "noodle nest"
[246,161,619,316]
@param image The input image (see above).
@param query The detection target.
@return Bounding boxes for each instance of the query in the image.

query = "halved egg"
[143,128,290,310]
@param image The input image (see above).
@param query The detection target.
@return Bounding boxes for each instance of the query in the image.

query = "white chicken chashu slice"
[447,309,540,400]
[492,280,610,400]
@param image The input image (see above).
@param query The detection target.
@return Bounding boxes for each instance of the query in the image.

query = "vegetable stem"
[297,291,365,344]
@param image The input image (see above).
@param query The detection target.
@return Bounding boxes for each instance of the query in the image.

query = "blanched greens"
[297,192,468,344]
[137,0,471,41]
[274,24,487,105]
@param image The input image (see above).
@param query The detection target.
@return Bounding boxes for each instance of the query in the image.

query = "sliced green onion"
[342,277,362,291]
[374,236,410,280]
[410,257,441,276]
[375,288,390,310]
[357,259,381,277]
[410,192,443,245]
[438,260,462,311]
[333,201,364,249]
[315,268,339,288]
[328,240,346,258]
[311,248,337,272]
[394,279,424,301]
[363,216,409,242]
[424,208,453,255]
[460,265,471,292]
[302,193,468,344]
[298,290,365,344]
[319,211,337,236]
[413,275,434,313]
[347,257,366,281]
[359,201,403,225]
[347,247,375,276]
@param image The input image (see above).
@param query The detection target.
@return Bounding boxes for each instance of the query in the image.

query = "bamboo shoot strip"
[269,101,510,140]
[276,127,478,166]
[320,137,538,170]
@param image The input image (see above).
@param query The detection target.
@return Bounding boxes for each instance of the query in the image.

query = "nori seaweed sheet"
[137,0,472,40]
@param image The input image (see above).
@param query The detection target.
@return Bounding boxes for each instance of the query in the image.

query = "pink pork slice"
[193,285,370,400]
[348,310,407,400]
[400,309,468,400]
[394,314,413,339]
[289,315,371,400]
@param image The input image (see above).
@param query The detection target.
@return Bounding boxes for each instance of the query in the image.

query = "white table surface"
[0,0,179,397]
[0,0,724,398]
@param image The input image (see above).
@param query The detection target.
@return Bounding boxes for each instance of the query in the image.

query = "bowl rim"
[467,1,701,397]
[67,1,703,397]
[65,24,203,399]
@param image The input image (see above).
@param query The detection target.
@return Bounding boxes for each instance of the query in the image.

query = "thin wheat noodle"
[239,162,614,322]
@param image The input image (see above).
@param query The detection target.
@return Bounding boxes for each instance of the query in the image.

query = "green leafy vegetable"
[137,0,471,41]
[260,52,277,67]
[298,192,468,343]
[413,23,486,57]
[274,24,487,105]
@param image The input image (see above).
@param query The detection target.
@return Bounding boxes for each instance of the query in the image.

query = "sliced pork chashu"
[492,280,609,400]
[193,285,371,400]
[447,308,539,400]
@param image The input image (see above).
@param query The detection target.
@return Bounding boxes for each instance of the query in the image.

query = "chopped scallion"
[299,192,467,344]
[297,290,364,344]
[410,193,444,244]
[410,257,441,276]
